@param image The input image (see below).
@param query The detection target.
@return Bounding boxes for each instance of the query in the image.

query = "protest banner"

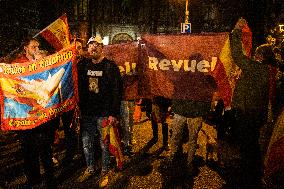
[102,26,251,106]
[138,32,236,106]
[104,42,139,100]
[0,45,78,131]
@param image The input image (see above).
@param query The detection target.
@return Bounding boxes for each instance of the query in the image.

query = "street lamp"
[180,0,191,33]
[185,0,189,24]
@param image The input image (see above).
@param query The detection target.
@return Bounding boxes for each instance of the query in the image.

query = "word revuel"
[148,56,217,72]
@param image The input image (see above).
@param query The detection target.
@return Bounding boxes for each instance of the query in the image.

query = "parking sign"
[181,23,191,33]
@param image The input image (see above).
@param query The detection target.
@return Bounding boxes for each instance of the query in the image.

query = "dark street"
[0,112,273,189]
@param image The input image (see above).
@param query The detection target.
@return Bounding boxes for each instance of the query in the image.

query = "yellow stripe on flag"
[47,18,70,48]
[0,78,41,100]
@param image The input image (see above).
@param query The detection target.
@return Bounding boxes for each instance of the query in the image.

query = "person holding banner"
[12,38,59,189]
[12,38,40,63]
[162,53,218,177]
[61,39,85,166]
[120,100,135,156]
[150,96,171,151]
[76,35,122,187]
[230,18,276,188]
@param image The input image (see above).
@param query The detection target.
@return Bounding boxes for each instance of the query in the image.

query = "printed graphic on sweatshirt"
[89,77,99,93]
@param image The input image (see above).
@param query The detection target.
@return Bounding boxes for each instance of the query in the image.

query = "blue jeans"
[81,115,110,172]
[120,101,134,146]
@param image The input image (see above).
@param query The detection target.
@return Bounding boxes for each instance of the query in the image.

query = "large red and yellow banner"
[0,45,78,131]
[104,42,139,100]
[138,32,237,106]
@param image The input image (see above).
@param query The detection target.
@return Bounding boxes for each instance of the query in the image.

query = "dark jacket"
[77,57,122,117]
[230,29,269,120]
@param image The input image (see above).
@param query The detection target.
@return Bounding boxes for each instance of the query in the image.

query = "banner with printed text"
[0,45,78,131]
[138,32,240,106]
[104,42,139,100]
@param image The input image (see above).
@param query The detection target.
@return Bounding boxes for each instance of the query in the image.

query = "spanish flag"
[34,14,71,52]
[0,77,41,107]
[102,118,124,170]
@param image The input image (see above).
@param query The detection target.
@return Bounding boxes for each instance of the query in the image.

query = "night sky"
[1,0,283,57]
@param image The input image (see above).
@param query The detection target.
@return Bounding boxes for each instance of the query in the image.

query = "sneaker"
[99,174,109,188]
[99,171,110,188]
[52,157,59,167]
[77,168,94,182]
[8,175,28,187]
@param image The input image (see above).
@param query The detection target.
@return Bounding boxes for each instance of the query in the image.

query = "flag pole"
[185,0,189,24]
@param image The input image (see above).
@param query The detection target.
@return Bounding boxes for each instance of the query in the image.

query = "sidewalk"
[2,112,273,188]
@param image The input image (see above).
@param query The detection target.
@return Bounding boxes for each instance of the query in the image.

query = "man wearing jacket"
[12,38,59,189]
[230,18,275,188]
[162,52,218,176]
[76,35,122,187]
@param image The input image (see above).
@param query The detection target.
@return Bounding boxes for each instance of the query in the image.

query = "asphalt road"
[0,113,273,189]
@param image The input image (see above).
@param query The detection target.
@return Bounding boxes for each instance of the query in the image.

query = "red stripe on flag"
[40,30,63,51]
[212,59,233,107]
[242,24,252,57]
[60,14,72,42]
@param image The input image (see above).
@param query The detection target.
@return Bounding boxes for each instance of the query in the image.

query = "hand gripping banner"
[0,45,78,131]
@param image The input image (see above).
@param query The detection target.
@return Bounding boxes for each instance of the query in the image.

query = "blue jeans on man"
[81,115,110,173]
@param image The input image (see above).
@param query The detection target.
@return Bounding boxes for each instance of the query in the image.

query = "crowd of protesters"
[1,17,284,189]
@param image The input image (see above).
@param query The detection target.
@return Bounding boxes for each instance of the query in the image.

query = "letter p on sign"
[181,23,191,33]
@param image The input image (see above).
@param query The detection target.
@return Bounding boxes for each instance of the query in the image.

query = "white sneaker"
[52,157,59,166]
[77,168,94,182]
[99,170,114,188]
[99,174,109,188]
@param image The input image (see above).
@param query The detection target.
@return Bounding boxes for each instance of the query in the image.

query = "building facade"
[1,0,284,59]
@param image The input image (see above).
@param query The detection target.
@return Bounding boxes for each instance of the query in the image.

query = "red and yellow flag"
[34,14,71,51]
[102,119,124,170]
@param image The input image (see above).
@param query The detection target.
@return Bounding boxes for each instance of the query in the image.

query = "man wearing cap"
[76,35,122,187]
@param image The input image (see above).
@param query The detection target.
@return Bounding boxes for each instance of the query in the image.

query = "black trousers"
[19,118,59,188]
[61,109,77,161]
[151,96,171,146]
[235,109,264,189]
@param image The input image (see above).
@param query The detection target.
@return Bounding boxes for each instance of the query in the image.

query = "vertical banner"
[104,42,139,100]
[0,45,78,131]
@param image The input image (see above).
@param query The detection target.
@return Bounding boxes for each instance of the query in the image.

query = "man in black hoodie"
[76,35,122,187]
